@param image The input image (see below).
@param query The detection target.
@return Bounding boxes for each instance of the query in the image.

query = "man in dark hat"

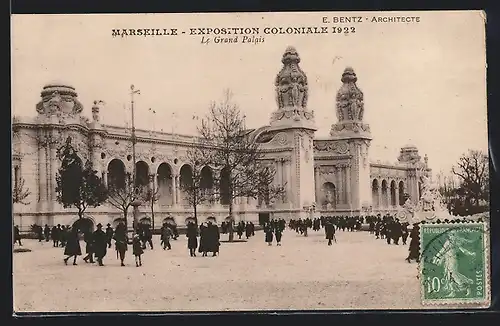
[113,222,128,266]
[92,223,108,266]
[105,223,114,248]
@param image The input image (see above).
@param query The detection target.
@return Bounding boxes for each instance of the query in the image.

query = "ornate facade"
[12,46,431,231]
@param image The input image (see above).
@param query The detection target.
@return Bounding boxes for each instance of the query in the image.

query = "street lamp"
[130,84,141,235]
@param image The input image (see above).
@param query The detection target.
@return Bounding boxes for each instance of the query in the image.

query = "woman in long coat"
[264,222,274,246]
[63,227,82,265]
[325,221,335,246]
[199,223,207,256]
[406,223,420,263]
[186,222,198,257]
[274,226,283,246]
[207,222,220,256]
[113,223,128,266]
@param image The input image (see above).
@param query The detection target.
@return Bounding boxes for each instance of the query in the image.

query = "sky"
[11,11,487,176]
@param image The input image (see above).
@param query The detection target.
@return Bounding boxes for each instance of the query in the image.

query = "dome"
[281,46,300,64]
[41,81,77,98]
[402,144,418,150]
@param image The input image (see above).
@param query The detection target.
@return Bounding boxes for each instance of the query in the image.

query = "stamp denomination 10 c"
[419,222,490,306]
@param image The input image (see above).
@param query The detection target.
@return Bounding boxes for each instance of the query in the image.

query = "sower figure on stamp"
[132,234,144,267]
[63,227,81,266]
[82,230,95,263]
[431,229,477,297]
[92,223,108,266]
[105,223,114,249]
[186,221,198,257]
[113,222,128,266]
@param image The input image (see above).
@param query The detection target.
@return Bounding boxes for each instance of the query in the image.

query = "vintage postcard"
[11,11,489,312]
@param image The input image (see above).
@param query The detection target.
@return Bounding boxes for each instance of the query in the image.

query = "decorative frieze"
[313,140,350,155]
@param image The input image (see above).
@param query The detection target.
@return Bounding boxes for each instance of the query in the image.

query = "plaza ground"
[14,229,424,312]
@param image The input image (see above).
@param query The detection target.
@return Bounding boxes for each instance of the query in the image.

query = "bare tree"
[13,177,31,205]
[181,146,213,224]
[141,177,160,229]
[197,90,286,241]
[106,175,142,229]
[451,149,489,207]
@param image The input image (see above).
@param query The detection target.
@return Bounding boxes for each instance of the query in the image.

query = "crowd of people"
[16,214,481,268]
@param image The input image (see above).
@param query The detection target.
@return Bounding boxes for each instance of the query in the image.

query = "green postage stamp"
[419,222,490,306]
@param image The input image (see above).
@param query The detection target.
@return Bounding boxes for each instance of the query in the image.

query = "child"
[132,234,144,267]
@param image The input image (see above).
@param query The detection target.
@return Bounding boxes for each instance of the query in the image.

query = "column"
[102,171,108,187]
[387,186,391,208]
[49,143,57,204]
[345,165,351,208]
[285,159,292,206]
[336,166,343,205]
[149,173,155,192]
[377,182,382,208]
[395,183,399,206]
[172,174,179,205]
[276,159,282,188]
[37,143,47,211]
[314,166,321,204]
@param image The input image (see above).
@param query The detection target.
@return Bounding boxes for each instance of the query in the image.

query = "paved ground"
[13,229,424,312]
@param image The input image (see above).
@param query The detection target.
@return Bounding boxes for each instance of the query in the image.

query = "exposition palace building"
[12,46,430,230]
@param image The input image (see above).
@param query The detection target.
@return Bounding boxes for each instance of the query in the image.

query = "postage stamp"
[419,222,490,306]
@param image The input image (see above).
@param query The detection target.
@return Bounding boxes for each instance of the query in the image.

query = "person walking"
[186,221,198,257]
[13,225,22,246]
[132,234,144,267]
[63,227,82,266]
[92,223,108,266]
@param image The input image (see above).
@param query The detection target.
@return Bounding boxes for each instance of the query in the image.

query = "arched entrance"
[157,163,173,205]
[381,180,389,207]
[321,182,336,209]
[72,217,95,234]
[200,166,214,203]
[179,164,193,204]
[398,181,405,205]
[107,159,126,189]
[372,179,379,208]
[135,161,150,190]
[390,180,397,206]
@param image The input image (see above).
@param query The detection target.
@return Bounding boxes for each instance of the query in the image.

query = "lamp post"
[130,84,141,234]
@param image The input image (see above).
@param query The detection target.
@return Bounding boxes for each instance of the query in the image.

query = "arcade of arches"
[371,179,406,209]
[106,159,222,207]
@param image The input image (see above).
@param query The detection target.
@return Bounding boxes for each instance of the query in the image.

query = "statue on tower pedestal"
[270,46,314,128]
[330,67,371,138]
